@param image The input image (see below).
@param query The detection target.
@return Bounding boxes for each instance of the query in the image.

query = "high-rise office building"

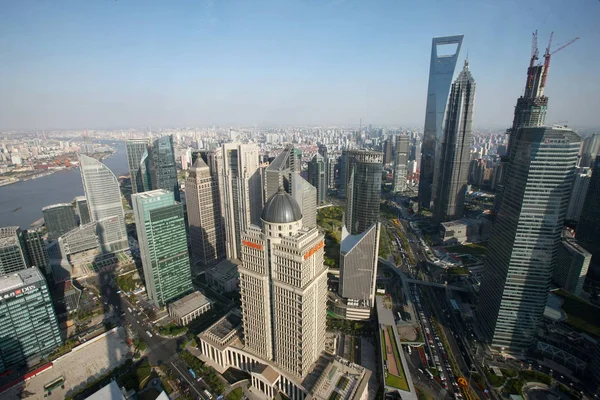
[337,223,381,320]
[478,127,580,353]
[125,138,150,194]
[393,135,410,192]
[383,138,394,164]
[239,188,327,378]
[308,153,327,204]
[433,59,475,224]
[580,134,600,168]
[186,158,225,266]
[221,143,263,260]
[132,189,193,308]
[317,144,330,189]
[565,169,591,222]
[79,154,128,254]
[74,196,91,225]
[42,203,78,241]
[326,155,337,190]
[149,135,179,200]
[22,228,51,279]
[0,227,28,275]
[577,156,600,257]
[554,239,591,297]
[264,145,317,229]
[344,150,383,235]
[0,267,61,372]
[418,35,464,210]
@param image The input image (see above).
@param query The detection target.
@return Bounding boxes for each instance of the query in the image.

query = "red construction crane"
[540,33,579,89]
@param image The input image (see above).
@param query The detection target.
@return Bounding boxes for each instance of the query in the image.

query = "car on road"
[146,330,153,337]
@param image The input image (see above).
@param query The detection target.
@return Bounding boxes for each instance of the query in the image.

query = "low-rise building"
[554,238,591,297]
[198,313,371,400]
[205,258,240,293]
[168,291,212,326]
[439,218,492,245]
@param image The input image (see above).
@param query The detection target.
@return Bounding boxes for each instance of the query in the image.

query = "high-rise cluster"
[125,135,180,200]
[418,35,464,211]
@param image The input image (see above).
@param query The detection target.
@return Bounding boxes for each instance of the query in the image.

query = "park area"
[317,206,343,268]
[381,326,409,391]
[554,289,600,337]
[444,242,488,256]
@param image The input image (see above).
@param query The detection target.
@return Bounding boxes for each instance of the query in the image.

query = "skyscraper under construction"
[494,32,579,214]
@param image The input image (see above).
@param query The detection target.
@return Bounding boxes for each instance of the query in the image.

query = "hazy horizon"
[1,0,599,131]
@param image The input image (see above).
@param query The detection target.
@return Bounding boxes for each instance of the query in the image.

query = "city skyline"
[1,1,599,130]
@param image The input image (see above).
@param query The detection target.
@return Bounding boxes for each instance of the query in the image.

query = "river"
[0,140,129,229]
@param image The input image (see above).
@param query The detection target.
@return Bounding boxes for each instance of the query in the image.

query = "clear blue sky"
[1,0,598,130]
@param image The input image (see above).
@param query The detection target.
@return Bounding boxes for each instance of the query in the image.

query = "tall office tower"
[383,139,394,164]
[565,169,591,221]
[577,156,600,257]
[0,227,27,274]
[125,138,150,194]
[344,150,383,235]
[74,196,91,225]
[79,154,128,254]
[132,190,193,308]
[0,267,61,372]
[433,59,475,224]
[478,127,580,353]
[418,35,463,210]
[308,153,327,204]
[580,134,600,168]
[42,203,78,241]
[338,149,348,197]
[553,238,591,297]
[326,156,337,190]
[317,144,330,189]
[221,143,263,260]
[337,223,381,320]
[239,188,327,378]
[393,135,410,192]
[265,145,317,229]
[22,228,51,279]
[186,158,225,266]
[149,135,179,200]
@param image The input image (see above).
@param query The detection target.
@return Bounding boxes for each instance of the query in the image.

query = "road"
[94,268,214,399]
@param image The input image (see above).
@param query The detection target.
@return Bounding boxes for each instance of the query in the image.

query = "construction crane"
[540,32,580,89]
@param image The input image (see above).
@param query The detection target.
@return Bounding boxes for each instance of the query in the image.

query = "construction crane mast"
[540,32,579,90]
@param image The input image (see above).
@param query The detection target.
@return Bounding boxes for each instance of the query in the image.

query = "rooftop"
[208,259,241,280]
[0,226,19,240]
[42,203,73,211]
[261,187,302,224]
[169,291,211,317]
[253,364,280,384]
[0,267,45,295]
[85,380,125,400]
[132,189,171,199]
[308,357,370,400]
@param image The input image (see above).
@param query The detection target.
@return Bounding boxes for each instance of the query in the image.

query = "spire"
[464,54,469,70]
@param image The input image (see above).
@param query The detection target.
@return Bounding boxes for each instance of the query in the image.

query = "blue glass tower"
[418,35,463,210]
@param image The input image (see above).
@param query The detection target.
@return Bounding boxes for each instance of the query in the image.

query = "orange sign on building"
[242,240,263,251]
[304,240,324,260]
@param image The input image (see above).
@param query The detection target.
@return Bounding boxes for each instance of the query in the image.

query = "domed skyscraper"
[238,187,328,379]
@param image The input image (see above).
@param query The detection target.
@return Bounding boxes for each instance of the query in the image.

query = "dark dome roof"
[261,187,302,223]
